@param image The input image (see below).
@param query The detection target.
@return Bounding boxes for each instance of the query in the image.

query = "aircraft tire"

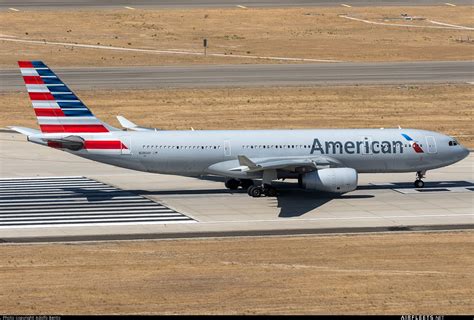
[225,179,240,190]
[250,186,262,198]
[414,180,424,188]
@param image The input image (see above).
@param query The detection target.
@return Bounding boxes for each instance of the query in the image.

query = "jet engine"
[301,168,358,193]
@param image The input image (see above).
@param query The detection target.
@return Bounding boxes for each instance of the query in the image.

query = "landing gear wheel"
[249,186,263,198]
[247,185,255,196]
[240,179,254,190]
[225,179,240,190]
[414,180,425,188]
[264,186,278,197]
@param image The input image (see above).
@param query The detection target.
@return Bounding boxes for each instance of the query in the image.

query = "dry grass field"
[2,84,472,147]
[0,232,472,314]
[0,6,473,67]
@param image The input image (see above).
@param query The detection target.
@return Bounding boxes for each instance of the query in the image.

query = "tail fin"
[18,61,116,134]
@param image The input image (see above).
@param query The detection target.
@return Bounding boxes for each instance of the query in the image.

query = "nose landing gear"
[414,171,426,188]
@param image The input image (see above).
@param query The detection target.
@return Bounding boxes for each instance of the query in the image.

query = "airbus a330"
[11,61,469,197]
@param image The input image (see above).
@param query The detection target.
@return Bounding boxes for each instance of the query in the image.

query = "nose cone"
[459,146,470,160]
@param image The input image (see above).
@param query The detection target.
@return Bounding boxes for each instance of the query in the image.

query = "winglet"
[238,155,260,170]
[117,115,138,130]
[116,115,158,131]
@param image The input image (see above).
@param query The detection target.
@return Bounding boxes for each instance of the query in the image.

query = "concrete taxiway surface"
[2,0,472,10]
[1,61,473,91]
[0,132,472,242]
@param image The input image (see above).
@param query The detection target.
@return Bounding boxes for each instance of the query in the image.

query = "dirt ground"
[0,6,473,67]
[2,84,472,147]
[0,232,472,314]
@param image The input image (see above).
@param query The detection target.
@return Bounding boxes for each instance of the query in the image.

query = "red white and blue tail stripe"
[19,61,111,134]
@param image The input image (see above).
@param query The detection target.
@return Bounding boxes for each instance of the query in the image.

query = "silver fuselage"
[62,128,469,179]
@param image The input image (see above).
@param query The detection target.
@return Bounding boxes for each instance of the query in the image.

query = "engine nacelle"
[301,168,358,193]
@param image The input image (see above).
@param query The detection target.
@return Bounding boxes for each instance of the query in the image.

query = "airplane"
[10,61,470,197]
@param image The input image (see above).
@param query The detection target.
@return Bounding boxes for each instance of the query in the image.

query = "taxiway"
[1,61,473,91]
[0,131,472,242]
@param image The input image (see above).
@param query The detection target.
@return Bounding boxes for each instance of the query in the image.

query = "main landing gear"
[414,171,426,188]
[225,178,254,190]
[247,184,278,198]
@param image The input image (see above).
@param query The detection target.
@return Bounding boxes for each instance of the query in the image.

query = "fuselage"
[67,128,469,178]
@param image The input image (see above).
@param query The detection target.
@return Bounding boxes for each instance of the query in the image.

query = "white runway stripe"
[0,180,104,187]
[0,196,144,203]
[0,207,174,214]
[0,202,158,210]
[0,199,151,207]
[0,176,84,181]
[0,176,195,227]
[0,212,181,219]
[0,184,115,191]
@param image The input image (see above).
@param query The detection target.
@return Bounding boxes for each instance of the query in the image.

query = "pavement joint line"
[445,2,457,6]
[428,19,473,30]
[339,14,474,30]
[1,228,472,245]
[173,213,474,225]
[0,37,341,63]
[8,8,19,11]
[341,4,352,7]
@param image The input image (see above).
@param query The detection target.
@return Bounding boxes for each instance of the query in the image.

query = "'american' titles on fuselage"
[310,138,404,155]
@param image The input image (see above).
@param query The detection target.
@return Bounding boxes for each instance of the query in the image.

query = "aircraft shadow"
[270,184,374,218]
[61,187,138,201]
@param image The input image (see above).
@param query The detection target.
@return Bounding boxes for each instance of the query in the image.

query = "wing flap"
[231,156,339,172]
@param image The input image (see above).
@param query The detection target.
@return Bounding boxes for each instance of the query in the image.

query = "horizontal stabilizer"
[8,126,41,136]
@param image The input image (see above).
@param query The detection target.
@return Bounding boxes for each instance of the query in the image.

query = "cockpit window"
[448,140,458,146]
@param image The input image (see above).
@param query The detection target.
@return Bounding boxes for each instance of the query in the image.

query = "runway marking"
[339,15,474,30]
[124,6,136,10]
[0,176,196,228]
[236,5,248,9]
[341,4,352,7]
[8,8,19,11]
[0,37,341,63]
[445,2,456,6]
[394,187,474,194]
[369,181,474,194]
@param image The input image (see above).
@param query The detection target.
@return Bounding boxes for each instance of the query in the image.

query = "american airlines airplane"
[11,61,469,197]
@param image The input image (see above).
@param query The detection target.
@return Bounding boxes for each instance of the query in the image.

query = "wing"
[232,155,340,172]
[207,155,342,176]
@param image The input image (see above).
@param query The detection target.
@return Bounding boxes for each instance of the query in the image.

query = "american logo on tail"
[18,60,127,151]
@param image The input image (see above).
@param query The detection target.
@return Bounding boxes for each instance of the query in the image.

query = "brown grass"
[0,6,473,67]
[0,232,472,314]
[2,84,473,147]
